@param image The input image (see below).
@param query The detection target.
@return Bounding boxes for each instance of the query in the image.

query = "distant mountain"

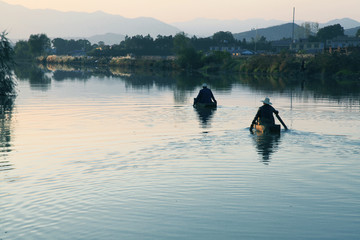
[320,18,360,29]
[171,18,286,37]
[173,17,360,38]
[233,23,308,42]
[345,26,360,36]
[323,18,360,36]
[0,0,181,40]
[1,0,359,45]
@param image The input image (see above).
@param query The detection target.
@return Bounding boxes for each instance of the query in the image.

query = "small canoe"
[254,124,281,134]
[193,98,217,108]
[194,102,217,108]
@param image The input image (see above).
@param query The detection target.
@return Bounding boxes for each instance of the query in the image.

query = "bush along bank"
[304,49,360,82]
[37,55,180,71]
[37,51,360,82]
[237,54,302,75]
[37,55,110,66]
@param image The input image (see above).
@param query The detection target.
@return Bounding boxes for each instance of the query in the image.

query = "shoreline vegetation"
[35,50,360,84]
[9,25,360,86]
[0,32,16,96]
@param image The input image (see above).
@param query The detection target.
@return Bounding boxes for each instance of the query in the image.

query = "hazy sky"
[3,0,360,23]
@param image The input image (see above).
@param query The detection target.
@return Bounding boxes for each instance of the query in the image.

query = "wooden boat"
[254,124,281,134]
[193,98,217,108]
[194,102,217,108]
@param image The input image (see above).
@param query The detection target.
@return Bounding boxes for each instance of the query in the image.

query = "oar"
[275,113,288,130]
[249,118,257,133]
[249,122,254,133]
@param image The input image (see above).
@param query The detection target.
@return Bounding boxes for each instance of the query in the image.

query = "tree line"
[13,31,272,59]
[4,23,360,82]
[0,32,16,96]
[12,24,360,61]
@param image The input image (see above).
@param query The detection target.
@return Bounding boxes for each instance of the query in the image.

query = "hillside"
[345,26,360,36]
[171,18,286,37]
[320,18,360,29]
[233,23,308,42]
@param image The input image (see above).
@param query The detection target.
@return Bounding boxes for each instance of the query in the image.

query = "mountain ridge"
[232,23,304,42]
[0,0,181,40]
[171,18,287,37]
[1,0,359,44]
[172,17,360,37]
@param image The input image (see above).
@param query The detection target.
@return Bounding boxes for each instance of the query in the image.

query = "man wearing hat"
[194,83,217,105]
[250,97,279,130]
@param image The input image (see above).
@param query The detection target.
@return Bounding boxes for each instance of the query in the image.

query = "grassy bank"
[37,55,179,70]
[37,52,360,83]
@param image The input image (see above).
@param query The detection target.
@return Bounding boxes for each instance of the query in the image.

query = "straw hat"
[261,97,272,105]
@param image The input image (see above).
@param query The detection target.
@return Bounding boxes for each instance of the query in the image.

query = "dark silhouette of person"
[194,83,217,105]
[250,97,279,131]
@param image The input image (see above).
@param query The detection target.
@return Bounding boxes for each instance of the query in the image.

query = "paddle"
[249,118,257,133]
[275,113,288,130]
[249,123,254,132]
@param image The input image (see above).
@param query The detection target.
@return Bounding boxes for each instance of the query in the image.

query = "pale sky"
[2,0,360,23]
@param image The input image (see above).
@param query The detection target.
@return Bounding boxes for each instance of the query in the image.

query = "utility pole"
[292,7,295,43]
[255,27,257,53]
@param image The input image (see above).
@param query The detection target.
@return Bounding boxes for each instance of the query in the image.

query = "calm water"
[1,65,360,239]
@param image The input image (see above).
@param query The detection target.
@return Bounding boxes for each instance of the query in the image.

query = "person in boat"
[193,83,217,105]
[250,97,279,131]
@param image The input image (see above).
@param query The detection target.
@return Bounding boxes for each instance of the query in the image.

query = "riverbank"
[36,52,360,83]
[37,55,179,71]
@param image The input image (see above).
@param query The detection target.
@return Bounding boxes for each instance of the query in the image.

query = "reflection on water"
[0,96,14,172]
[13,63,360,101]
[53,70,92,81]
[194,106,217,128]
[252,131,281,164]
[14,63,51,90]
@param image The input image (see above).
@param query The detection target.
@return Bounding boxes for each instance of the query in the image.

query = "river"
[1,65,360,239]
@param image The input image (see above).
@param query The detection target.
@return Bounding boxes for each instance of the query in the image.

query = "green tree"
[173,32,191,53]
[76,39,92,52]
[212,31,235,44]
[52,38,68,55]
[98,41,105,47]
[204,50,231,65]
[52,38,92,55]
[356,29,360,38]
[316,24,344,41]
[28,34,51,56]
[190,36,213,51]
[173,33,203,69]
[0,31,16,96]
[14,40,32,59]
[154,35,173,54]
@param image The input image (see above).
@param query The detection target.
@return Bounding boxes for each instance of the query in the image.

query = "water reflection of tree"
[302,76,360,99]
[53,70,92,81]
[194,106,217,128]
[0,96,14,172]
[13,64,360,101]
[252,133,281,165]
[240,74,298,92]
[14,63,51,91]
[28,68,51,91]
[45,64,112,80]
